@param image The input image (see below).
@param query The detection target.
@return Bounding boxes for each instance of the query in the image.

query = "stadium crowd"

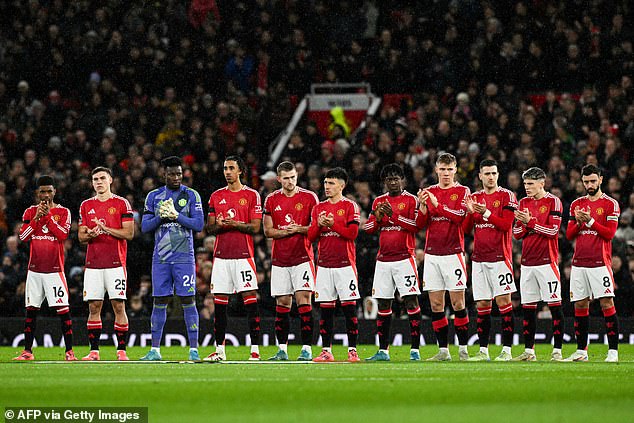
[0,0,633,324]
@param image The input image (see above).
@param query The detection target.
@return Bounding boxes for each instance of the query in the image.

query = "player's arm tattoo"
[236,218,261,234]
[206,216,225,234]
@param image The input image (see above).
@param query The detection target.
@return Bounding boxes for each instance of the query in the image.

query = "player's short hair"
[581,164,602,177]
[91,166,112,177]
[521,167,546,181]
[36,175,55,187]
[276,161,295,175]
[161,156,182,168]
[436,152,457,166]
[479,159,498,170]
[380,163,404,180]
[325,167,348,184]
[225,155,246,176]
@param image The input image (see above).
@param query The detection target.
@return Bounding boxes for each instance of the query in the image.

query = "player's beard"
[586,187,597,196]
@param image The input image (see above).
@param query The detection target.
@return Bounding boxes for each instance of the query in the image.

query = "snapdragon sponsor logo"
[160,222,181,228]
[430,216,450,222]
[475,223,496,229]
[382,226,403,232]
[31,235,56,241]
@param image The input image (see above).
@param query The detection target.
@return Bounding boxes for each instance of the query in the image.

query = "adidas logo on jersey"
[604,288,612,294]
[119,291,125,296]
[56,298,63,304]
[275,205,282,211]
[219,199,227,205]
[244,282,252,288]
[504,285,511,291]
[88,209,96,214]
[409,286,417,293]
[456,281,464,286]
[350,292,357,297]
[303,283,310,288]
[550,293,558,299]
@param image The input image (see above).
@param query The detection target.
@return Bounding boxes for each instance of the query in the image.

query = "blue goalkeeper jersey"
[141,185,205,264]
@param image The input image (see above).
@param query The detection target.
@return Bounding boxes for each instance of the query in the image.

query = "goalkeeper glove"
[159,199,179,220]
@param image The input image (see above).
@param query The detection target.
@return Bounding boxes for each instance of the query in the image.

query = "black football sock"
[376,308,392,350]
[275,305,291,345]
[574,307,589,350]
[603,306,619,350]
[407,306,422,350]
[24,307,39,352]
[476,306,492,348]
[522,304,537,350]
[431,311,449,348]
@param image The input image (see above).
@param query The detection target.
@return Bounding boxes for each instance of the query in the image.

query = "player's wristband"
[482,209,492,220]
[585,218,595,228]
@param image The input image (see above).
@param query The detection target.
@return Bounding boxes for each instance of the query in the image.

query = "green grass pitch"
[2,345,633,423]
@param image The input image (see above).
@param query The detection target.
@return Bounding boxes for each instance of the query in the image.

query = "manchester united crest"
[295,203,303,210]
[238,198,247,206]
[539,205,548,214]
[596,207,604,215]
[450,194,458,201]
[398,202,406,210]
[337,209,345,216]
[492,200,501,208]
[108,207,117,215]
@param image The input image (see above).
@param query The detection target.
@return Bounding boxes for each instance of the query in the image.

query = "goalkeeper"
[140,156,205,361]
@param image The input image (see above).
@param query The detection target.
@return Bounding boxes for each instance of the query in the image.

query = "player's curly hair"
[225,155,247,177]
[380,163,404,180]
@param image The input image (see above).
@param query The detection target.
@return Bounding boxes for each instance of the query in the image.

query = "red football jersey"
[208,185,262,259]
[420,183,470,255]
[513,192,562,266]
[264,187,318,267]
[363,190,424,262]
[463,187,517,263]
[566,193,620,268]
[19,205,71,273]
[308,197,360,268]
[79,195,134,269]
